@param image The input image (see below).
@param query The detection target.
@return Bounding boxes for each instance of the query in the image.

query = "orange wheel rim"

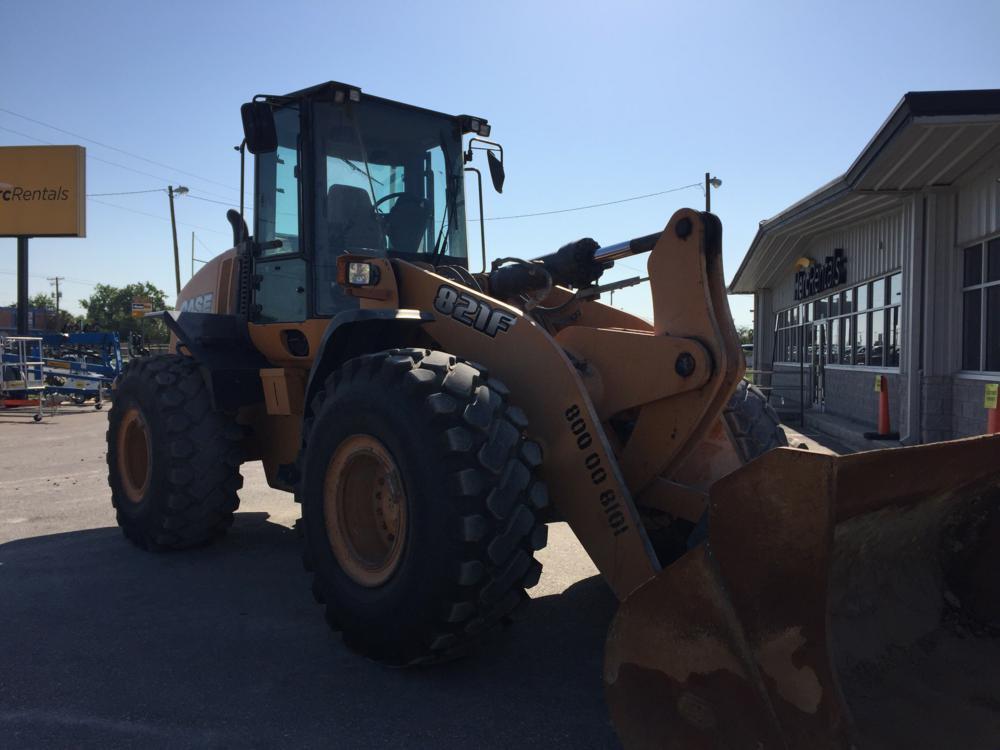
[323,434,407,587]
[117,406,152,503]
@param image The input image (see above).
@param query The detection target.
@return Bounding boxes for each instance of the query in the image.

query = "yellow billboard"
[0,145,86,237]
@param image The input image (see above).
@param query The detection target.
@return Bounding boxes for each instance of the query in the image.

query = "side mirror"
[487,150,505,194]
[240,101,277,155]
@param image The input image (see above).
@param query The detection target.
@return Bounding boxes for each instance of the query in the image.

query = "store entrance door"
[812,322,827,407]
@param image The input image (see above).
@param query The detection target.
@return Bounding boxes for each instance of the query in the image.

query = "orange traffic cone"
[864,375,900,440]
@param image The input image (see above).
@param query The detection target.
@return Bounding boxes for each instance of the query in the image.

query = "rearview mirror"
[240,101,277,155]
[487,150,505,194]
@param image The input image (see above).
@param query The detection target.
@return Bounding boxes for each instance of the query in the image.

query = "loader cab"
[244,82,485,324]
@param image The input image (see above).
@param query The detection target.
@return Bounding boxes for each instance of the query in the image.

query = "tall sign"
[0,145,86,237]
[1,145,86,333]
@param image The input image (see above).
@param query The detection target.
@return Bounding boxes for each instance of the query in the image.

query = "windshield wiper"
[345,103,380,206]
[431,131,456,264]
[339,157,383,186]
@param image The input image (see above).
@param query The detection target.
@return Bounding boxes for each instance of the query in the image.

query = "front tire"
[300,348,549,665]
[106,355,243,550]
[723,379,788,461]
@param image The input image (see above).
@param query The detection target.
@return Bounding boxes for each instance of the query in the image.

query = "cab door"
[253,105,308,323]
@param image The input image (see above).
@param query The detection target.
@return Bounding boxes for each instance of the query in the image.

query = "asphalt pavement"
[0,406,620,749]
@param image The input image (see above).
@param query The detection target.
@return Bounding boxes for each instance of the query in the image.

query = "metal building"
[730,90,1000,443]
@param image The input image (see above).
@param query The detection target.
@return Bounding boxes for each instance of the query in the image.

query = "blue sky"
[2,0,999,326]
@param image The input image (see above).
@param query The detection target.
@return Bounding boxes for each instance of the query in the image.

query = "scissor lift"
[1,335,47,422]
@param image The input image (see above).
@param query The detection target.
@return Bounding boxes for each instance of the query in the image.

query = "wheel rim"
[117,406,152,503]
[323,434,407,587]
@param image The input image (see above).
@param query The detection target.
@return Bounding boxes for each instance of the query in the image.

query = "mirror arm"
[465,167,487,274]
[465,137,504,164]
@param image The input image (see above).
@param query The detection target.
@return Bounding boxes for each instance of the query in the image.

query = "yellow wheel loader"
[107,81,1000,748]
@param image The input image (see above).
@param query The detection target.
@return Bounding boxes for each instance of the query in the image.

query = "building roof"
[730,89,1000,294]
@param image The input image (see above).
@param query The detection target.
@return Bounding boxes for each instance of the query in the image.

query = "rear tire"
[106,355,243,550]
[300,348,549,665]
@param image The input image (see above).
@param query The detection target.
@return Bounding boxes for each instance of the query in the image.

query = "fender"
[148,310,269,410]
[301,308,433,420]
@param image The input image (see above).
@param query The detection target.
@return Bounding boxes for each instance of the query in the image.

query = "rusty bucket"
[605,435,1000,749]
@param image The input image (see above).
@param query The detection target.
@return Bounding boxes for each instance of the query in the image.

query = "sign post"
[1,145,86,335]
[16,237,29,334]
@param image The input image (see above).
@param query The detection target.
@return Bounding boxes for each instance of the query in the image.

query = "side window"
[254,106,306,321]
[257,107,300,255]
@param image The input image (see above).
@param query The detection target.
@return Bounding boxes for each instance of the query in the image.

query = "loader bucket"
[605,435,1000,749]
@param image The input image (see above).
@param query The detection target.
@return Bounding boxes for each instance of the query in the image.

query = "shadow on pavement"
[0,512,620,749]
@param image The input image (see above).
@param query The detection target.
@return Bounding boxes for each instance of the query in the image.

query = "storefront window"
[854,313,867,365]
[990,238,1000,282]
[887,306,901,367]
[872,278,886,308]
[964,245,983,286]
[890,273,902,305]
[774,270,901,369]
[870,309,884,367]
[961,236,1000,372]
[842,288,854,315]
[841,315,853,364]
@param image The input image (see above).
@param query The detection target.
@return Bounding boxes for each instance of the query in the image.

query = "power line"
[185,193,254,212]
[195,234,216,254]
[86,188,166,197]
[470,182,702,222]
[0,124,238,202]
[0,270,99,288]
[0,107,238,192]
[88,197,227,235]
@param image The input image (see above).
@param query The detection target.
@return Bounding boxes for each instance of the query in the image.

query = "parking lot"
[0,407,620,749]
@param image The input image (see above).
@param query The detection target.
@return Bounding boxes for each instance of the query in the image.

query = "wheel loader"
[107,81,1000,748]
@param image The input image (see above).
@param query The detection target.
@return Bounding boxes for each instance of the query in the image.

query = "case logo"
[179,292,214,313]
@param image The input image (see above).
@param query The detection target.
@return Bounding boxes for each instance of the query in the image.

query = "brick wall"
[823,369,903,430]
[921,375,955,441]
[951,377,994,438]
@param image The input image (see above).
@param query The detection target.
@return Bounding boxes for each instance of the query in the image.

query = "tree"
[736,325,754,345]
[79,282,170,343]
[29,292,55,310]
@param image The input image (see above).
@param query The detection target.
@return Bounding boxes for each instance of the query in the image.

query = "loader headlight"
[348,261,376,286]
[337,257,381,287]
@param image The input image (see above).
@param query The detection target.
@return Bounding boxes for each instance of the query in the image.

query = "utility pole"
[705,172,722,213]
[47,276,64,314]
[167,185,188,295]
[191,231,195,279]
[168,185,181,295]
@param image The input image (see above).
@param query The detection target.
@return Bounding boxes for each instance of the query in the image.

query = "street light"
[705,173,722,212]
[168,185,189,295]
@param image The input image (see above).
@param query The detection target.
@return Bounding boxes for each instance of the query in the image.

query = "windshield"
[313,98,468,315]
